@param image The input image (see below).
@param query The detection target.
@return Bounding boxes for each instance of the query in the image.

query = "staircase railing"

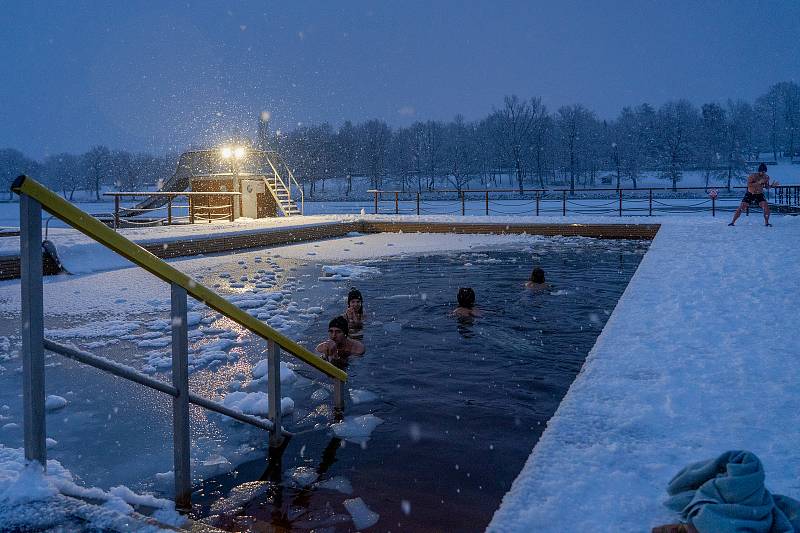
[11,175,346,510]
[264,151,304,215]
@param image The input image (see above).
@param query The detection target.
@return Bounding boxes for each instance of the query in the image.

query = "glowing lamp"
[234,146,246,159]
[220,146,233,159]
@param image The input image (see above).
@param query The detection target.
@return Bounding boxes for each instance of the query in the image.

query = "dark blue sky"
[2,1,798,159]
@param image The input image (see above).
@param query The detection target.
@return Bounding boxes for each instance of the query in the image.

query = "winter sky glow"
[2,1,799,159]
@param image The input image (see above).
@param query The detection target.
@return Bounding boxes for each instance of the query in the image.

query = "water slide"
[128,150,219,213]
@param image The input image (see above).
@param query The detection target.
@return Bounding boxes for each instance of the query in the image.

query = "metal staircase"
[263,174,301,216]
[263,150,303,217]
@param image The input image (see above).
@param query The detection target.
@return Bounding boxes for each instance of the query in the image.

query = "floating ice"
[343,497,379,529]
[315,476,353,494]
[290,466,318,487]
[350,389,379,404]
[222,391,295,417]
[45,395,67,412]
[319,264,381,281]
[331,414,383,443]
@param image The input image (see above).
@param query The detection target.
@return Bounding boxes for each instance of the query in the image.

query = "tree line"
[2,81,798,200]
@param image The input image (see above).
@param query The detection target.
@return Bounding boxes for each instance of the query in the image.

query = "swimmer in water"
[344,288,364,338]
[316,316,365,361]
[525,267,549,291]
[452,287,481,318]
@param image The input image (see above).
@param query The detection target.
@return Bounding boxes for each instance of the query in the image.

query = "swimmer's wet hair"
[457,287,476,308]
[347,287,363,304]
[329,316,349,336]
[530,267,545,284]
[758,162,768,172]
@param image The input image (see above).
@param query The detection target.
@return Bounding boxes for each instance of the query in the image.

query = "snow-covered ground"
[0,205,798,530]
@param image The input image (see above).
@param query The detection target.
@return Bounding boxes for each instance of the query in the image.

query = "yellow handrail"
[11,175,346,382]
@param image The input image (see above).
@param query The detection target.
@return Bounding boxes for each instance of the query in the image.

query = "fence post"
[167,197,173,225]
[536,191,540,216]
[20,194,46,467]
[416,192,420,215]
[229,198,234,222]
[618,189,623,217]
[170,283,191,511]
[395,191,399,214]
[562,190,566,216]
[267,340,284,448]
[712,197,716,217]
[461,192,466,216]
[188,197,194,224]
[114,195,120,230]
[485,191,489,216]
[649,189,653,216]
[374,191,378,214]
[207,197,211,223]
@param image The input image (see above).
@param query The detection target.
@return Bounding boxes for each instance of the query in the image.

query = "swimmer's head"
[530,267,545,284]
[328,316,349,338]
[457,287,476,308]
[758,162,768,173]
[347,288,363,310]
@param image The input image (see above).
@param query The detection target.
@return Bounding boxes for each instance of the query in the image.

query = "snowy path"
[488,216,800,531]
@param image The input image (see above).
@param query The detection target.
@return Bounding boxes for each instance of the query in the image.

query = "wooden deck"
[0,220,660,280]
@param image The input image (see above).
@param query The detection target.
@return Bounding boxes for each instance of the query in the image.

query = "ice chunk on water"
[315,476,353,494]
[349,389,379,404]
[331,414,383,444]
[319,264,381,281]
[45,395,67,412]
[290,466,318,487]
[343,497,379,529]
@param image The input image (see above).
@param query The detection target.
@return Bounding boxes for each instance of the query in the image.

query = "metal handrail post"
[416,192,420,215]
[461,192,465,216]
[395,192,399,214]
[536,191,540,216]
[712,197,716,217]
[562,190,567,216]
[171,283,191,511]
[167,198,173,225]
[188,197,194,224]
[114,195,120,230]
[333,378,346,414]
[374,191,379,214]
[618,189,623,217]
[20,194,46,466]
[267,340,284,448]
[485,191,489,215]
[649,189,653,216]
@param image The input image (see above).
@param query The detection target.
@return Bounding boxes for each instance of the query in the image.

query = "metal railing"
[104,191,241,228]
[366,185,798,217]
[263,154,304,215]
[12,175,346,510]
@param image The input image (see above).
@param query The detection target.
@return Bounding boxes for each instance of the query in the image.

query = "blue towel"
[664,450,800,532]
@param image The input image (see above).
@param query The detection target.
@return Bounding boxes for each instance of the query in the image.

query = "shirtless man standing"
[316,316,365,361]
[729,163,779,227]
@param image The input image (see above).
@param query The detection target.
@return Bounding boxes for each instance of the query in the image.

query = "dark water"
[195,239,648,531]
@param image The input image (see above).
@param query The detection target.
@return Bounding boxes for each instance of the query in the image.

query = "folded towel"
[664,450,800,533]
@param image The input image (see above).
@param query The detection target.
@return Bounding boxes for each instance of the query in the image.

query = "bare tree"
[0,148,40,200]
[443,115,478,192]
[81,145,111,200]
[359,120,391,190]
[555,104,596,193]
[655,100,699,191]
[336,121,358,195]
[490,95,544,194]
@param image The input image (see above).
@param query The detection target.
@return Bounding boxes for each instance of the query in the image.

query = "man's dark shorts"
[742,192,766,205]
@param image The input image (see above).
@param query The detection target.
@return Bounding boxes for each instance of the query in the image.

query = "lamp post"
[220,145,247,220]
